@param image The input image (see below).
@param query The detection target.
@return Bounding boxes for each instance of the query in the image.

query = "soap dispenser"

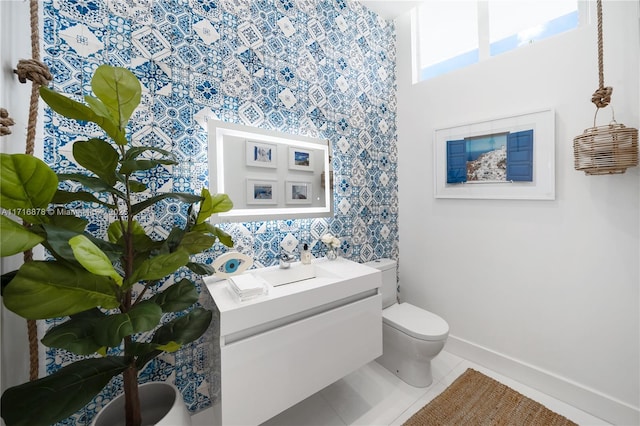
[301,243,312,265]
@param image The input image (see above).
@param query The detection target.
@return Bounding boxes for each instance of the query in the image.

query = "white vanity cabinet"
[205,258,382,425]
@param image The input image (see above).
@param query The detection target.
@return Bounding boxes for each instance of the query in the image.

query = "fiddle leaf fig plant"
[0,64,233,426]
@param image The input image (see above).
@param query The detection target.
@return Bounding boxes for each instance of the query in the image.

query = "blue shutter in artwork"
[506,130,533,182]
[446,139,467,183]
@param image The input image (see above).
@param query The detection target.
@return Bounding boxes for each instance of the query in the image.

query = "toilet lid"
[383,303,449,341]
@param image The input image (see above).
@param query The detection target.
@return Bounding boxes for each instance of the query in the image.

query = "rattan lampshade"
[574,110,639,175]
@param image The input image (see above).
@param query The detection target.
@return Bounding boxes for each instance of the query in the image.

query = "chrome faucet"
[279,251,295,269]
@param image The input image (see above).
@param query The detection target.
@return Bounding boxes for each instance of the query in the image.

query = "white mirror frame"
[207,119,333,223]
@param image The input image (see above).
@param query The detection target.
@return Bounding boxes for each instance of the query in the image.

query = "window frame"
[412,0,593,83]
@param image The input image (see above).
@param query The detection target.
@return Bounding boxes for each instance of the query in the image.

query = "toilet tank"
[365,258,397,309]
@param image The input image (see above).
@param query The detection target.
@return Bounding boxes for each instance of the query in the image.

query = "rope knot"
[0,108,16,136]
[14,58,53,86]
[591,86,613,109]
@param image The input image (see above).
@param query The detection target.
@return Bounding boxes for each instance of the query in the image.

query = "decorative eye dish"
[211,251,254,278]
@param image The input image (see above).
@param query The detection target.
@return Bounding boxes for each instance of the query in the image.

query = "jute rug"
[403,368,578,426]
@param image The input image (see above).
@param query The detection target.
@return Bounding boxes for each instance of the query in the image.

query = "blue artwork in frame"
[434,109,555,200]
[246,140,277,168]
[446,130,533,184]
[288,146,314,171]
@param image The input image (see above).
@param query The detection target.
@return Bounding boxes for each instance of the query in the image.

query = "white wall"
[396,2,639,424]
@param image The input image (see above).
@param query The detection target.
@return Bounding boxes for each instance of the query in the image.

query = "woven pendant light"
[573,0,638,175]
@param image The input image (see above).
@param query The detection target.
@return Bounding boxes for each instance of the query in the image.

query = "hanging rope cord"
[15,0,53,156]
[7,0,54,382]
[0,108,15,136]
[590,0,613,110]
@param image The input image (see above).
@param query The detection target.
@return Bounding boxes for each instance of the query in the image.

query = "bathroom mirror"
[207,120,333,222]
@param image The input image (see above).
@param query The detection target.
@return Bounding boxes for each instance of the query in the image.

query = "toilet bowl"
[365,259,449,387]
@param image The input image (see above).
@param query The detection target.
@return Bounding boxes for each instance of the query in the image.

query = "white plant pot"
[91,382,192,426]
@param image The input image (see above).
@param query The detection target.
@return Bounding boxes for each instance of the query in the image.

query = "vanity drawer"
[219,293,382,425]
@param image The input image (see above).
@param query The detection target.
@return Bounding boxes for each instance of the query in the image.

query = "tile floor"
[192,350,610,426]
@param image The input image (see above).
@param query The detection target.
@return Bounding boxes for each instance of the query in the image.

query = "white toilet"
[366,258,449,387]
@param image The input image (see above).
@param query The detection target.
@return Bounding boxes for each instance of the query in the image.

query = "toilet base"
[376,322,445,388]
[376,352,433,388]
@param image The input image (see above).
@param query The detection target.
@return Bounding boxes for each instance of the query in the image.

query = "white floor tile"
[319,361,427,426]
[260,392,345,426]
[429,348,464,384]
[389,380,448,426]
[192,350,611,426]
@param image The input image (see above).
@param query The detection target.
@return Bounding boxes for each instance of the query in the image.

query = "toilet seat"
[383,303,449,341]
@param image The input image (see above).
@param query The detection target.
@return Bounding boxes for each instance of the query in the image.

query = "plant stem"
[133,280,155,305]
[123,361,141,426]
[121,144,140,426]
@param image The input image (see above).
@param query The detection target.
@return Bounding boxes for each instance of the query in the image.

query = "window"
[415,1,587,81]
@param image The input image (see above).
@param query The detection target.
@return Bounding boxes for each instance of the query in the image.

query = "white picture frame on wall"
[285,181,312,204]
[433,109,555,200]
[246,179,277,205]
[288,146,314,171]
[246,140,277,168]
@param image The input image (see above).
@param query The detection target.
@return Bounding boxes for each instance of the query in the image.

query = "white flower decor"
[321,233,340,260]
[321,233,340,249]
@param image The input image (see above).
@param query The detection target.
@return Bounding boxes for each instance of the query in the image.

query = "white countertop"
[204,257,381,336]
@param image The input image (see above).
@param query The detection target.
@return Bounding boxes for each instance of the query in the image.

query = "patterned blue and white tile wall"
[41,0,397,423]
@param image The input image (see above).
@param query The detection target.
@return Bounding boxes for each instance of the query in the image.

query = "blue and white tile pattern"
[42,0,397,423]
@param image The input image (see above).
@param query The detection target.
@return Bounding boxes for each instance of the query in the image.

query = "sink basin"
[253,263,316,287]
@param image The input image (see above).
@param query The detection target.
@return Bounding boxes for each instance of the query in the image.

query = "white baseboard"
[446,335,639,426]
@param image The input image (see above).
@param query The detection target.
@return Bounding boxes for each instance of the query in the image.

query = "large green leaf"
[83,96,131,150]
[72,139,120,185]
[91,65,141,132]
[131,193,202,216]
[196,190,233,224]
[106,221,158,259]
[84,94,115,122]
[51,189,115,209]
[0,154,58,223]
[178,231,217,254]
[93,300,162,347]
[192,222,233,248]
[186,262,215,276]
[3,261,120,319]
[135,307,213,369]
[39,87,127,145]
[107,220,146,243]
[163,227,186,253]
[128,180,147,192]
[0,215,44,256]
[152,307,213,346]
[41,309,105,355]
[39,224,121,265]
[69,235,123,286]
[213,225,233,247]
[57,173,125,198]
[131,342,164,369]
[147,278,199,312]
[128,249,190,285]
[46,213,88,233]
[39,86,96,122]
[87,235,124,263]
[40,223,85,264]
[0,356,128,426]
[1,270,18,295]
